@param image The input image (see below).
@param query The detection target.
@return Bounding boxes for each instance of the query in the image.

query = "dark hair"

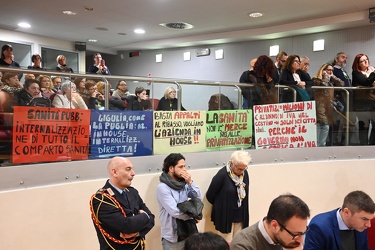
[352,53,369,73]
[135,86,145,96]
[31,53,41,63]
[162,153,185,173]
[24,78,40,90]
[184,232,229,250]
[266,194,310,225]
[1,44,13,59]
[253,55,276,79]
[283,54,300,72]
[342,190,375,214]
[93,53,101,60]
[116,80,127,89]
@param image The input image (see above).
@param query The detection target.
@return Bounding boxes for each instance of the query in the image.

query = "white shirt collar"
[258,218,277,245]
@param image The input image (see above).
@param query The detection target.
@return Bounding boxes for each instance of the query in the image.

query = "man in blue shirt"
[156,153,202,250]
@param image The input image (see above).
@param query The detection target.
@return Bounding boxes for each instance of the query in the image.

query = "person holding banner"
[90,157,155,250]
[206,150,251,242]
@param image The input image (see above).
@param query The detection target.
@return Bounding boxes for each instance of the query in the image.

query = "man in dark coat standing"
[90,157,154,250]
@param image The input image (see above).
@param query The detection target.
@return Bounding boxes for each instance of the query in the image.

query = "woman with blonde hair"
[37,75,54,94]
[156,86,186,111]
[312,63,344,146]
[55,55,74,73]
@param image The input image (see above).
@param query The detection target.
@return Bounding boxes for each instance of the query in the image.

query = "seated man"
[230,194,310,250]
[304,190,375,250]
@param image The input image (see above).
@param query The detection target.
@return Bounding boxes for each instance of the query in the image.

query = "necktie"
[122,190,130,207]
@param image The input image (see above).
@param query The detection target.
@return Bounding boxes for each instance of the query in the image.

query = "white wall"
[0,159,374,250]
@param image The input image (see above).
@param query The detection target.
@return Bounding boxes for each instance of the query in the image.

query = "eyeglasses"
[231,162,248,172]
[324,68,333,71]
[277,220,309,240]
[89,88,97,91]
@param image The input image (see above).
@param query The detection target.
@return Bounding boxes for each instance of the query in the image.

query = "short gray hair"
[60,81,76,93]
[230,150,252,166]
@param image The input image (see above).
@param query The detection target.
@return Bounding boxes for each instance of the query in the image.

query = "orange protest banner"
[12,106,90,164]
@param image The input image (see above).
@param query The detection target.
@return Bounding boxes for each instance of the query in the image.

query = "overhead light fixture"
[88,39,97,42]
[313,39,325,51]
[183,52,191,61]
[63,10,77,15]
[195,48,210,57]
[134,29,145,34]
[18,22,31,28]
[159,22,194,30]
[215,49,224,60]
[269,45,279,56]
[249,12,263,18]
[156,54,162,63]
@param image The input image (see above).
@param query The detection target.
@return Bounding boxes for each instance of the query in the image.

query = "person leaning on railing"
[351,54,375,105]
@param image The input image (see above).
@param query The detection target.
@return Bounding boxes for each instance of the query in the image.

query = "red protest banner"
[12,106,90,164]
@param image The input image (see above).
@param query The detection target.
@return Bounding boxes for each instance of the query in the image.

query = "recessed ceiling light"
[88,39,97,42]
[134,29,145,34]
[18,22,31,28]
[249,12,263,18]
[63,10,77,15]
[160,22,194,30]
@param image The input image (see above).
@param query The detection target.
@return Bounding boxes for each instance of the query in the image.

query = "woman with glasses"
[313,64,344,147]
[206,150,251,242]
[351,54,375,108]
[156,86,186,111]
[112,80,130,100]
[280,54,313,101]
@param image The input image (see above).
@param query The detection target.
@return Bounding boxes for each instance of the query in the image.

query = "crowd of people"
[90,151,375,250]
[240,51,375,146]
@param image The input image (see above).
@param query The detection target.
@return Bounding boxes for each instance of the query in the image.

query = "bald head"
[108,157,135,189]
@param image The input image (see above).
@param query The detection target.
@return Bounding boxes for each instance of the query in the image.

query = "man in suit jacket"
[90,157,155,250]
[304,190,375,250]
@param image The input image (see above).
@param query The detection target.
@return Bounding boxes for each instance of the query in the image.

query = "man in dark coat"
[90,157,155,250]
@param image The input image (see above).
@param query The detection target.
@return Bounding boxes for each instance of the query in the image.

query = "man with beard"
[333,52,352,87]
[304,190,375,250]
[332,52,351,145]
[230,194,310,250]
[156,153,202,250]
